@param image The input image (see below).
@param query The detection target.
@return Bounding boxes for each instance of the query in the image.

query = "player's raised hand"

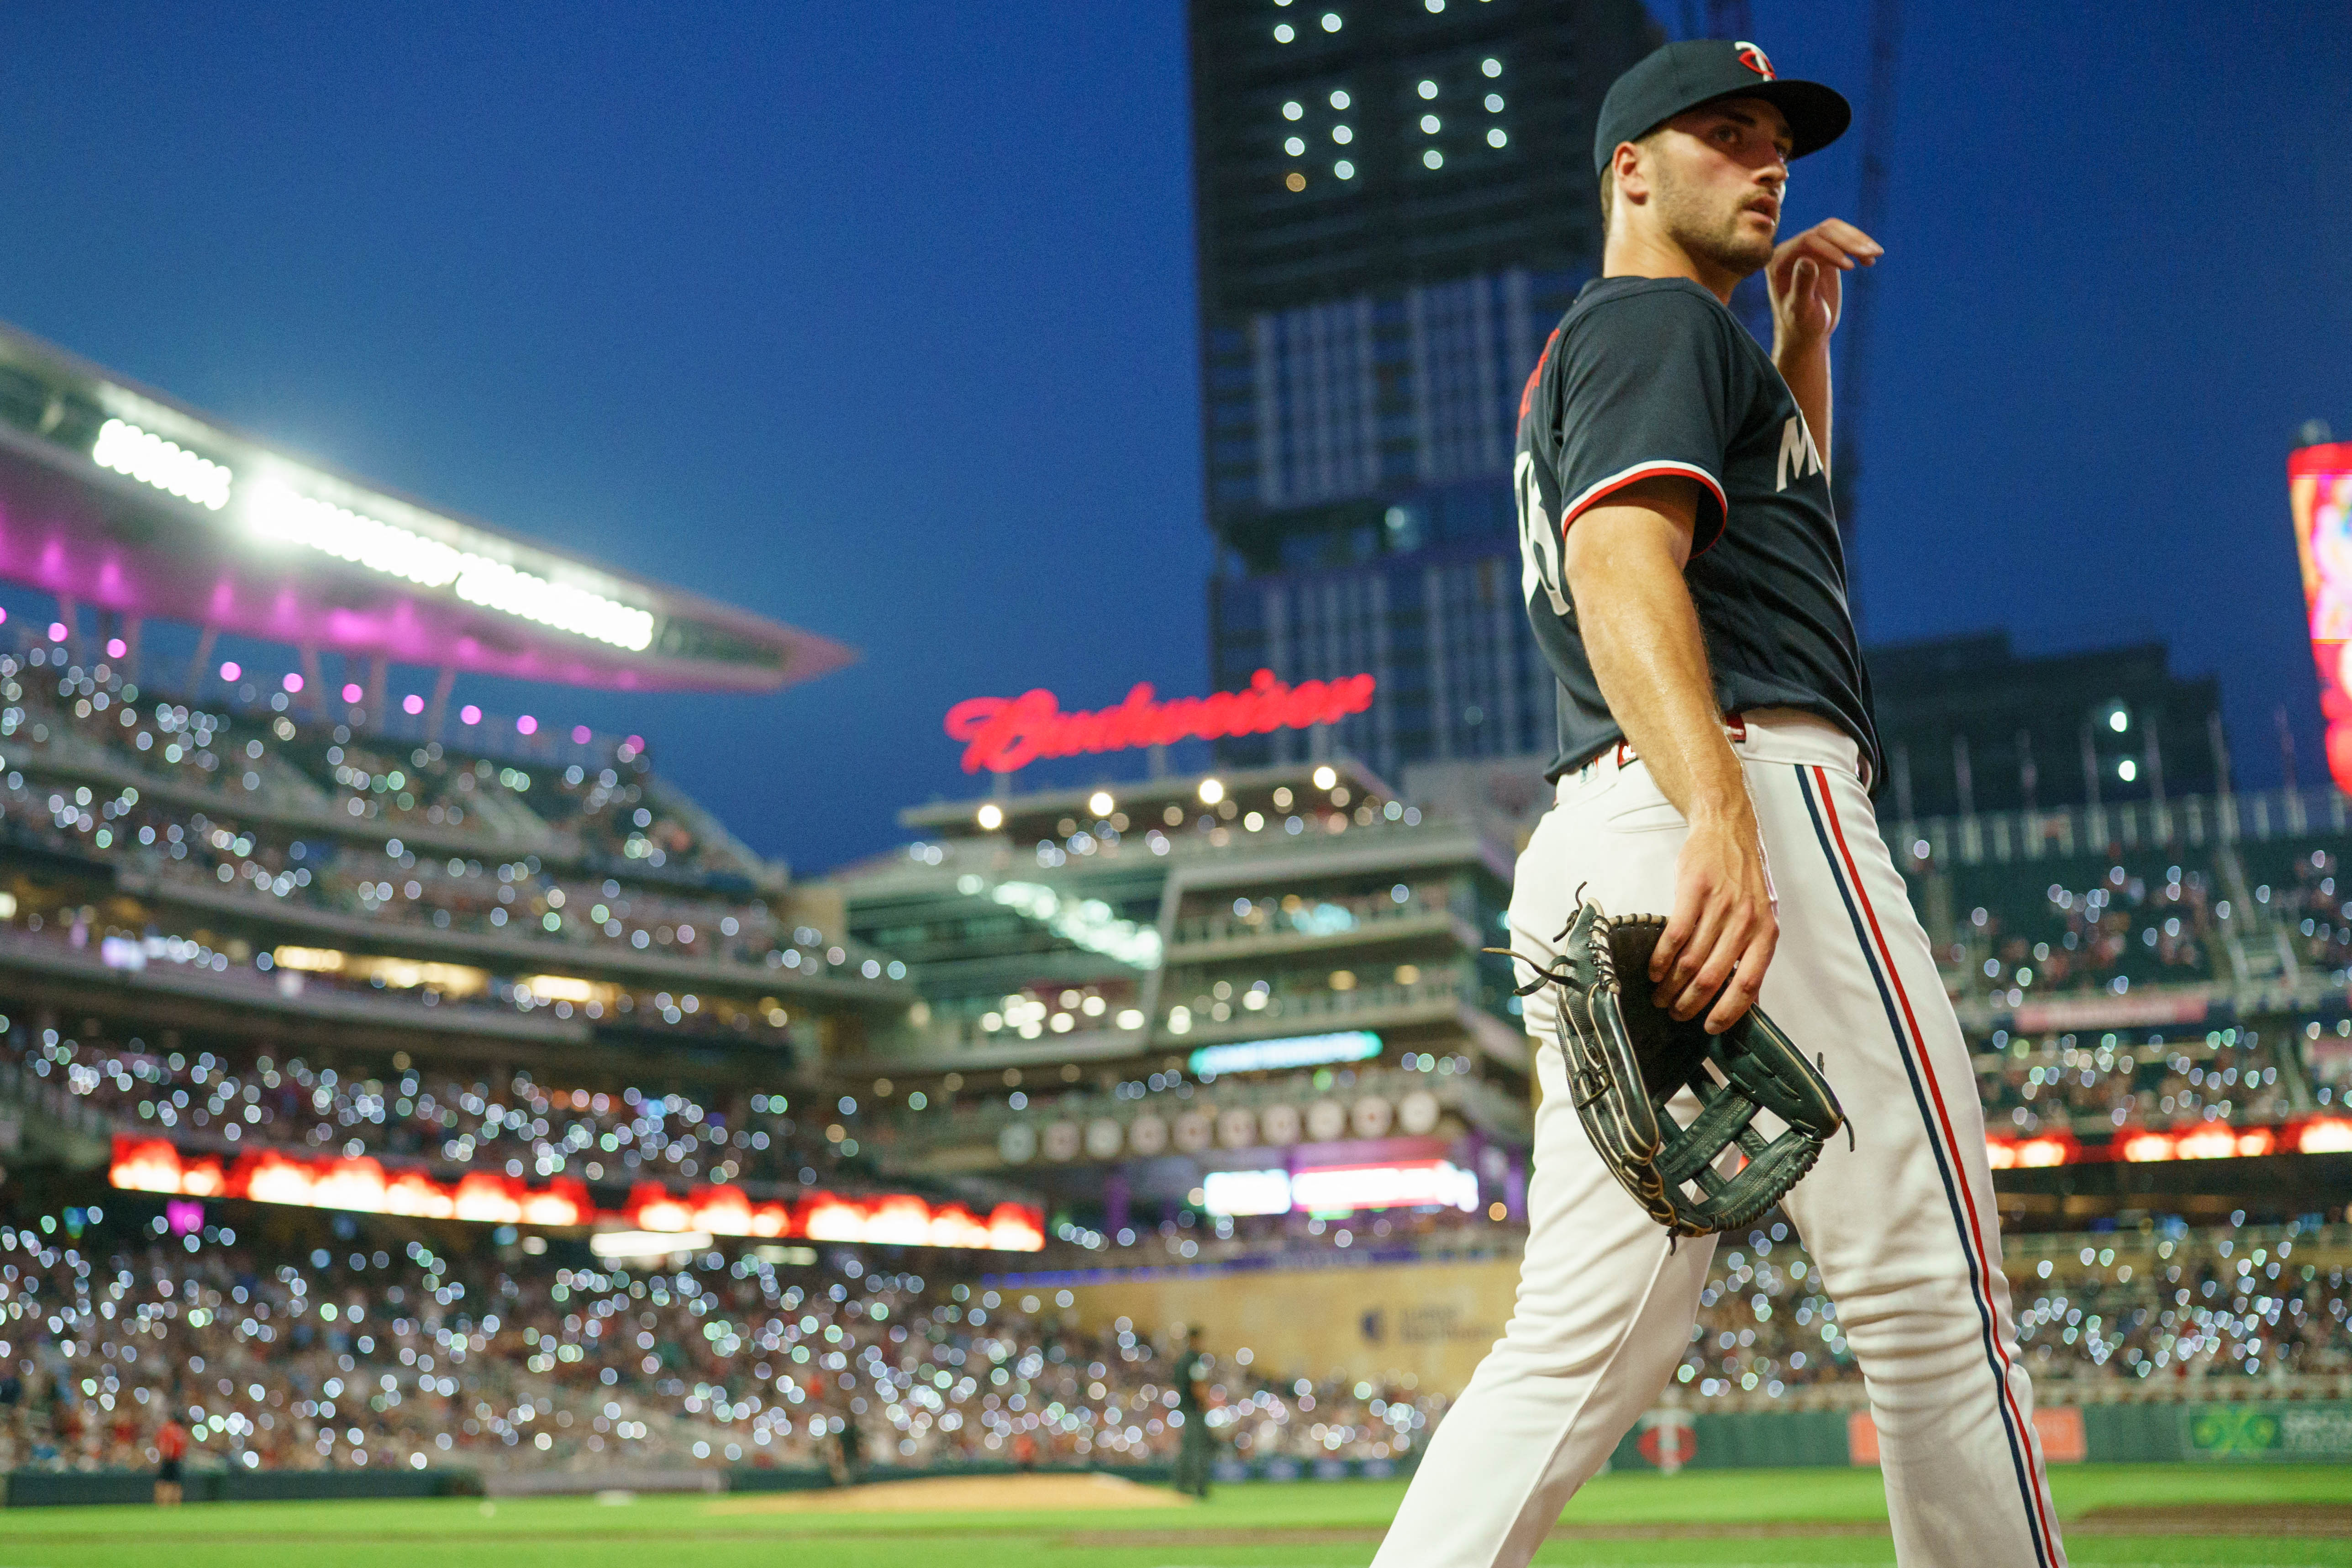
[1767,218,1881,350]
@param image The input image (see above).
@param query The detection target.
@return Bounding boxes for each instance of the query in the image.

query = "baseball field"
[0,1465,2343,1568]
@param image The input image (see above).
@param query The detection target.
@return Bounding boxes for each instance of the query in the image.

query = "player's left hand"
[1767,218,1881,351]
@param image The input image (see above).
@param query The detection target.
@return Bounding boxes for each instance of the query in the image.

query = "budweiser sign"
[945,669,1376,774]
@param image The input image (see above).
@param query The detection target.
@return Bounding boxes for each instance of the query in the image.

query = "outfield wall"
[7,1404,2347,1505]
[1034,1253,1522,1394]
[1600,1401,2352,1472]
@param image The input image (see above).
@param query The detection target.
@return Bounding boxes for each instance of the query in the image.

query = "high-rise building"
[1189,0,1659,777]
[1868,632,2227,820]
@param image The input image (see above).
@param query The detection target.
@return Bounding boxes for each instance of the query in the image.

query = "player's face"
[1646,99,1792,278]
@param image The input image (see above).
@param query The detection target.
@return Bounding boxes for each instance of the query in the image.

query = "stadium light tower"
[0,319,854,729]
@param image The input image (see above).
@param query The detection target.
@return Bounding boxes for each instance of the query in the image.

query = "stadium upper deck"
[0,320,1055,1258]
[0,319,852,695]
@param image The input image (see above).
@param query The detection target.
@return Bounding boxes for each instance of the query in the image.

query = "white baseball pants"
[1374,709,2065,1568]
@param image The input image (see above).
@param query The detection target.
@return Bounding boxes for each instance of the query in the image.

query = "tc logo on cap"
[1735,41,1776,79]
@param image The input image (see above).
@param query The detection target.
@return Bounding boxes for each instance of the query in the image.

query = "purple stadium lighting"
[0,321,854,698]
[460,705,481,726]
[220,661,241,681]
[402,694,424,715]
[282,672,303,693]
[516,715,537,736]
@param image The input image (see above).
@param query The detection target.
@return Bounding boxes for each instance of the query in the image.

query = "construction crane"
[1831,0,1905,624]
[1678,0,1902,621]
[1678,0,1754,39]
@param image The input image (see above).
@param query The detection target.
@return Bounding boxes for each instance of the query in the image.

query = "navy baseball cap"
[1593,40,1851,176]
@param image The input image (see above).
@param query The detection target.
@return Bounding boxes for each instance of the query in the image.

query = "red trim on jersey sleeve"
[1559,460,1729,555]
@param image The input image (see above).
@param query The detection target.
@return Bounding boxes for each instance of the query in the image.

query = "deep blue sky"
[0,4,2344,873]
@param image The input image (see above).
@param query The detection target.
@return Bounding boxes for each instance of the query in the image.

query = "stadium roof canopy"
[0,319,853,693]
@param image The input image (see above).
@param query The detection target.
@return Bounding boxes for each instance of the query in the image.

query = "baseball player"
[1373,40,2066,1568]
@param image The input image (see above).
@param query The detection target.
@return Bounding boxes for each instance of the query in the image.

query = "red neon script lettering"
[944,669,1377,773]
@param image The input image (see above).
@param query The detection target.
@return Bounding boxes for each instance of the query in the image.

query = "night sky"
[0,3,2344,875]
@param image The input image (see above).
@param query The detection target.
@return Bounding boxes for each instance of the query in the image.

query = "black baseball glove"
[1509,900,1845,1238]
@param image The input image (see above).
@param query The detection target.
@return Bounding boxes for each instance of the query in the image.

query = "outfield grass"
[0,1464,2344,1567]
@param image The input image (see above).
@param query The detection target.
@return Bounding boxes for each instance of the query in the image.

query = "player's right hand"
[1650,804,1778,1034]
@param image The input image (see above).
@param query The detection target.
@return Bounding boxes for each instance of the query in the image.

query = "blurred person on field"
[154,1415,189,1506]
[831,1408,863,1486]
[1172,1328,1214,1500]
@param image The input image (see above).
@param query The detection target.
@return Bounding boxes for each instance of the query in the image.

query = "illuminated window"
[1420,114,1440,134]
[1481,57,1502,77]
[1417,79,1438,100]
[1423,148,1444,169]
[1487,128,1508,148]
[1329,89,1350,109]
[1485,92,1503,111]
[1283,100,1303,120]
[1334,159,1355,179]
[1331,124,1352,144]
[1285,172,1307,192]
[1275,22,1294,41]
[1285,136,1306,155]
[1321,11,1342,31]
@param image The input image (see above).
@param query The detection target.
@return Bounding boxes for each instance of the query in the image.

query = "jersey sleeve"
[1548,287,1736,554]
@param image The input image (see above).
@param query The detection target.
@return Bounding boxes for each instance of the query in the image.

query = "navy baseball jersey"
[1513,275,1880,782]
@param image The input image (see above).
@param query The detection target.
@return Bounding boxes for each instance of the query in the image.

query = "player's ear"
[1612,138,1651,209]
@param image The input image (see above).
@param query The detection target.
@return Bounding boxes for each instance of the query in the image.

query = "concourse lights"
[989,880,1162,968]
[1187,1030,1381,1076]
[976,802,1004,831]
[590,1229,715,1262]
[1201,1169,1291,1218]
[1199,777,1226,805]
[1088,790,1115,817]
[1200,1160,1480,1218]
[1312,765,1338,789]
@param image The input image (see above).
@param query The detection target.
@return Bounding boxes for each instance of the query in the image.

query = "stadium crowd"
[1670,1218,2352,1405]
[0,647,891,988]
[2265,847,2352,977]
[0,1215,1444,1476]
[1948,857,2220,999]
[3,1191,2345,1480]
[1974,1027,2302,1137]
[2,1022,856,1189]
